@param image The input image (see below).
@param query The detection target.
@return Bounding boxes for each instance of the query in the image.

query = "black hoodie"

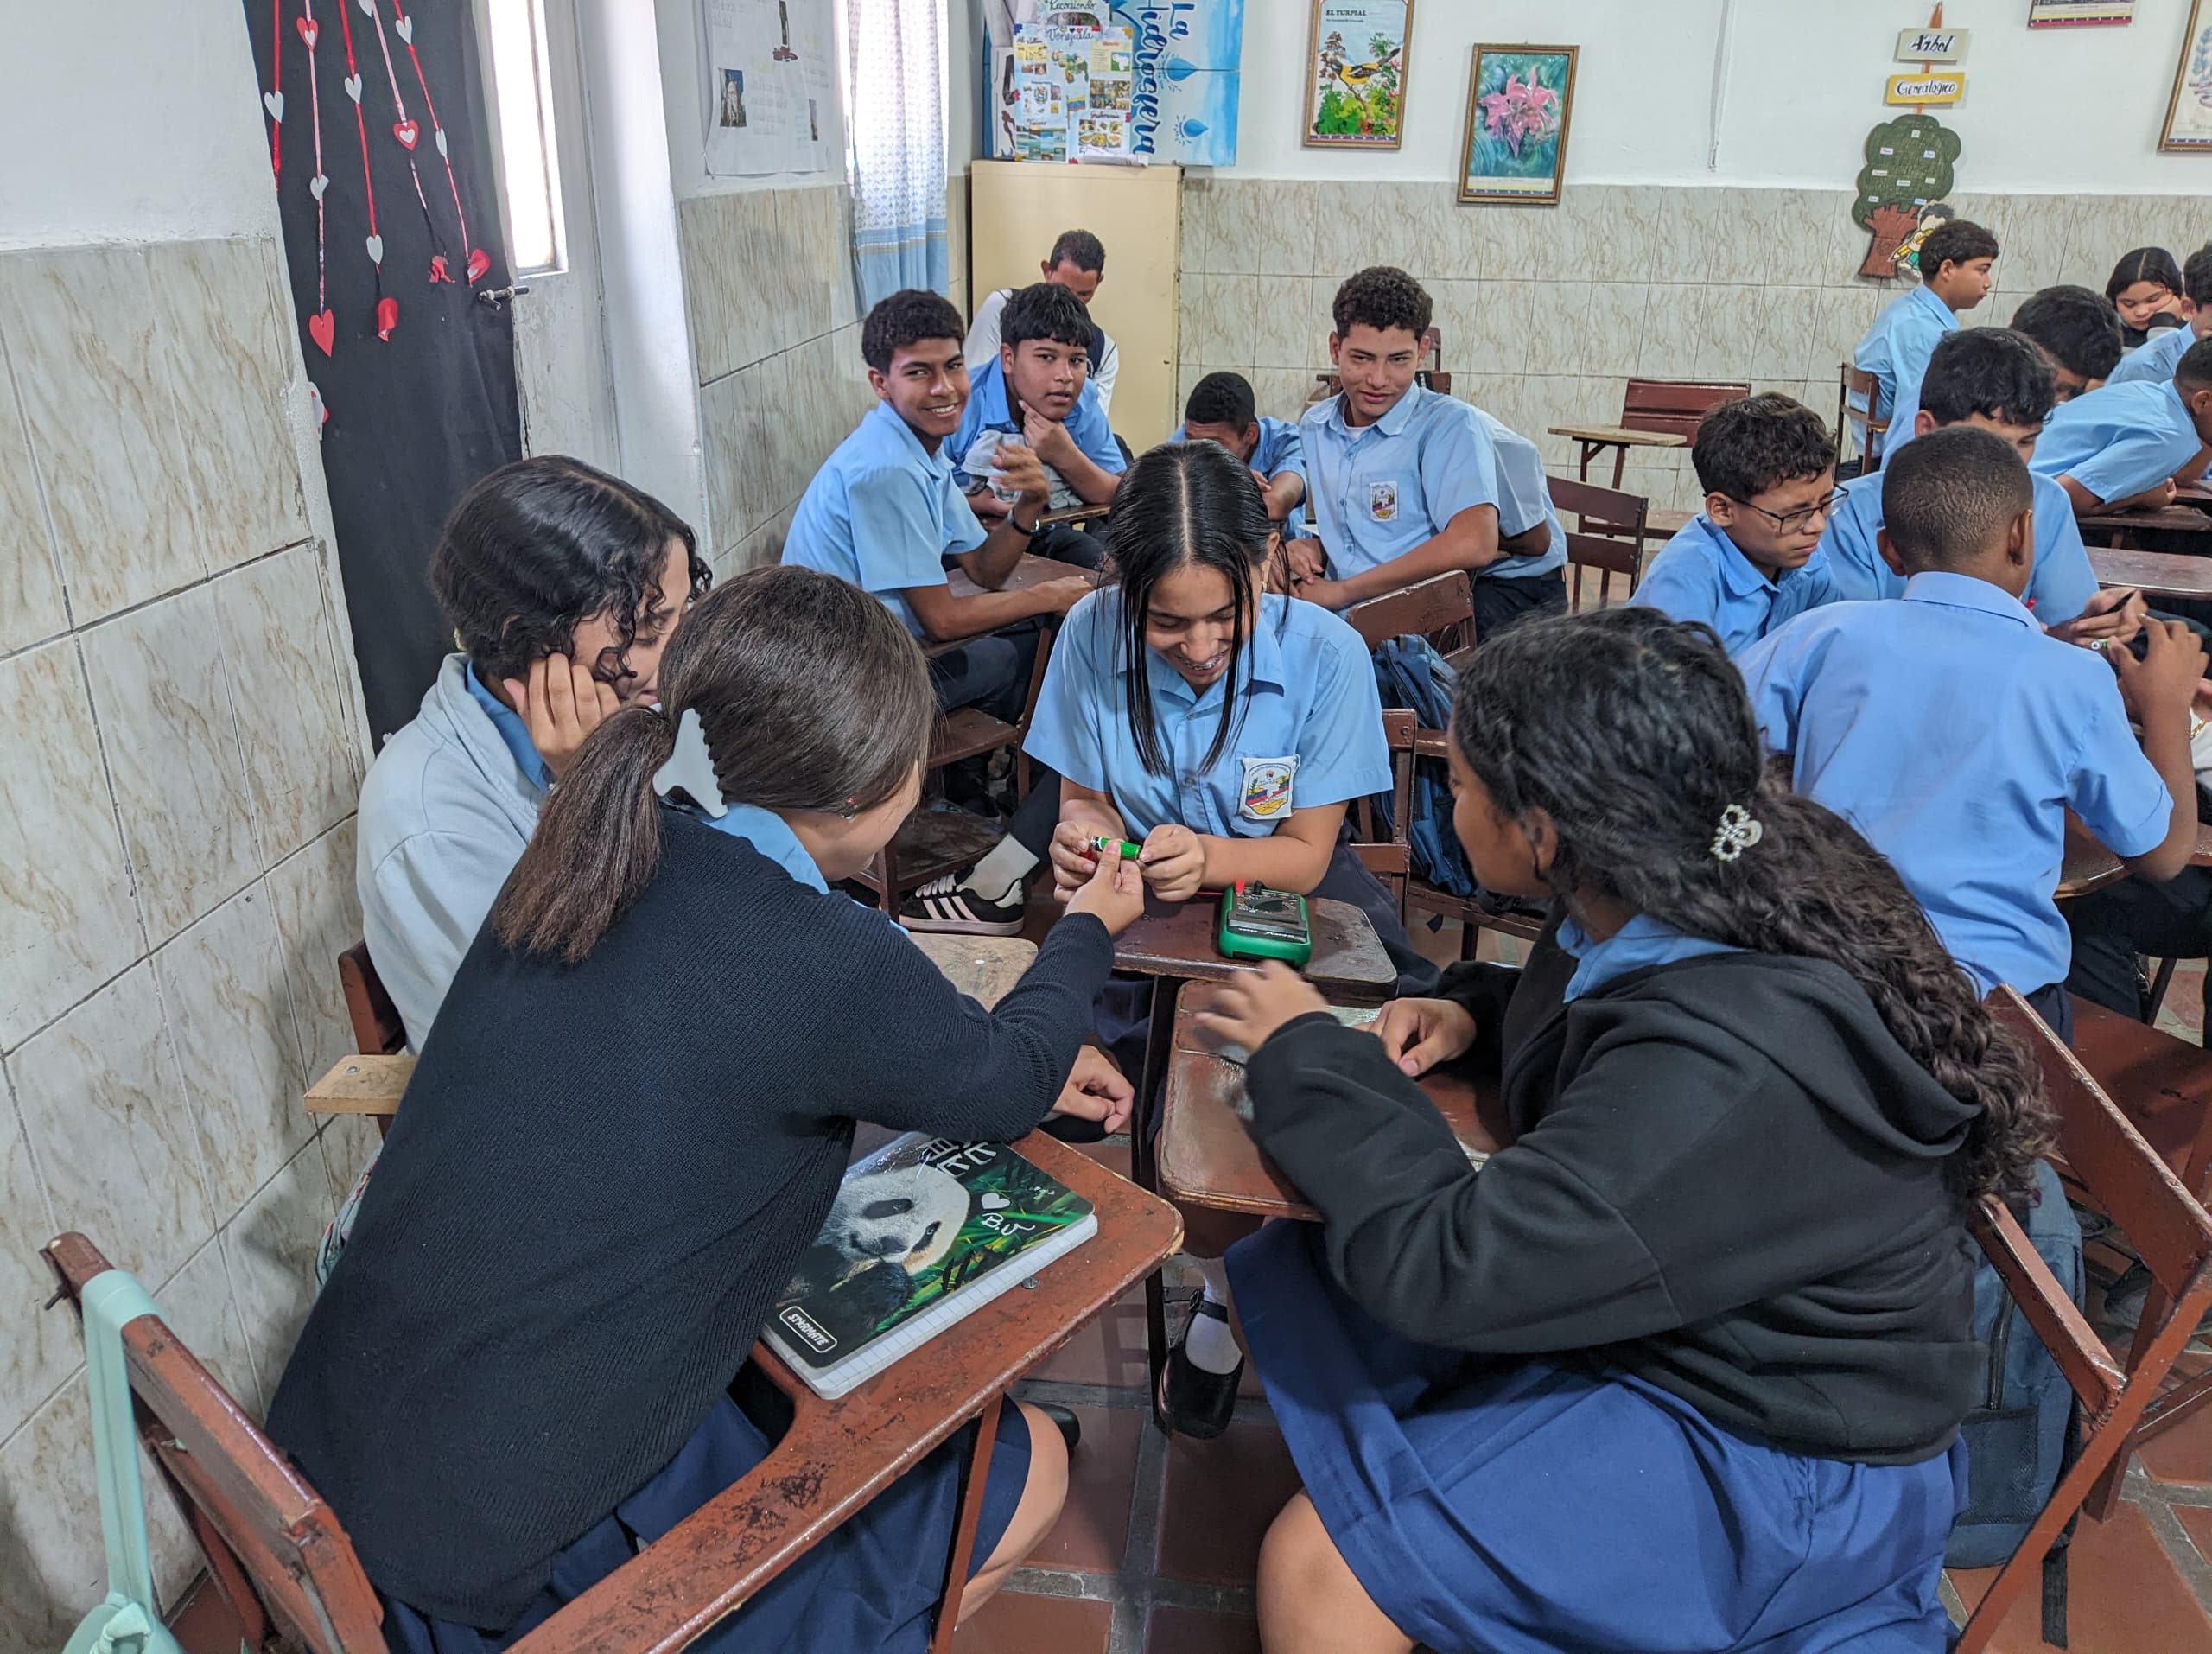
[1243,922,1983,1464]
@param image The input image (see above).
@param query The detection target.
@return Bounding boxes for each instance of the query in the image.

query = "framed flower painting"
[1459,45,1578,206]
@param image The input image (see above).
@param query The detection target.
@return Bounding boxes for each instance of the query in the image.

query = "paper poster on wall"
[2164,0,2212,149]
[1303,0,1412,149]
[996,23,1137,162]
[984,2,1244,167]
[2028,3,2133,25]
[702,0,834,176]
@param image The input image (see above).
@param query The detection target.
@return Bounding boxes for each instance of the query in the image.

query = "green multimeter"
[1216,883,1314,967]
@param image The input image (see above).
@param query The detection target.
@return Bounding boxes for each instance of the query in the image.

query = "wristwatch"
[1013,509,1045,538]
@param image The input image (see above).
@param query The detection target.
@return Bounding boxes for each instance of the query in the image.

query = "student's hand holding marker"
[1047,1046,1135,1134]
[2112,616,2210,725]
[503,652,620,779]
[1063,838,1146,934]
[1138,824,1208,902]
[1048,821,1109,901]
[1372,997,1480,1078]
[1196,961,1329,1059]
[2049,586,2146,651]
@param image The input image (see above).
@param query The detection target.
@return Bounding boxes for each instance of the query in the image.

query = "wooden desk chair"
[1553,379,1746,497]
[338,943,404,1058]
[1348,710,1417,916]
[1393,728,1546,961]
[1339,569,1475,658]
[1949,990,2212,1651]
[1837,364,1891,471]
[1546,476,1650,611]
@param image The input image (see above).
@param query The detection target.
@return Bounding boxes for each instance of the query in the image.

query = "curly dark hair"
[1917,328,2055,430]
[1332,266,1432,340]
[429,456,708,690]
[861,289,967,372]
[1690,392,1836,501]
[1001,282,1094,353]
[1184,371,1257,432]
[1450,606,2052,1206]
[1048,228,1107,274]
[2010,286,2125,385]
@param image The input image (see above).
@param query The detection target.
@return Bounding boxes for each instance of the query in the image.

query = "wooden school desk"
[1158,987,1506,1221]
[2089,546,2212,601]
[2076,504,2212,551]
[2057,815,2212,901]
[1548,423,1687,490]
[943,550,1090,600]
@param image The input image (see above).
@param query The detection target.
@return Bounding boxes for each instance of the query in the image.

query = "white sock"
[1184,1257,1243,1374]
[958,836,1039,903]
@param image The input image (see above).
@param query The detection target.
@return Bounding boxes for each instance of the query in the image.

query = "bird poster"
[1303,0,1412,150]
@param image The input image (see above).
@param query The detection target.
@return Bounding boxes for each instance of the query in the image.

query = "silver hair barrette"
[1709,804,1764,863]
[651,706,728,817]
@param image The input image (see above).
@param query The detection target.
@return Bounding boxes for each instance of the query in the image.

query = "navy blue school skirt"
[378,1393,1032,1654]
[1229,1222,1966,1654]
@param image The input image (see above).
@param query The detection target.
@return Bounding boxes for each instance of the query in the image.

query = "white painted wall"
[654,0,852,196]
[1222,0,2212,195]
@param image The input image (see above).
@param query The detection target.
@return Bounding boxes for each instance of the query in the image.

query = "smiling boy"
[1849,219,1999,464]
[1628,393,1844,656]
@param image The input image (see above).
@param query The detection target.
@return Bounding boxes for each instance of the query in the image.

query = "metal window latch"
[476,284,532,309]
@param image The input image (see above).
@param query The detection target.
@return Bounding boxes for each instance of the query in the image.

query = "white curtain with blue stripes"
[845,0,950,311]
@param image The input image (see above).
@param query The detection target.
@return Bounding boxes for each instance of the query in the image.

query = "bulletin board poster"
[1304,0,1411,149]
[1111,0,1246,167]
[1001,25,1138,163]
[702,0,835,176]
[987,3,1244,167]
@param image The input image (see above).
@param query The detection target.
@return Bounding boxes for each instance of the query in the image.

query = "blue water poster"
[1111,0,1244,166]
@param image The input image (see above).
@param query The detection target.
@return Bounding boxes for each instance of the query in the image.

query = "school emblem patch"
[1368,480,1400,522]
[1239,755,1300,821]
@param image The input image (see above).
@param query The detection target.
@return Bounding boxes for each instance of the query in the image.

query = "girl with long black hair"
[1200,607,2051,1653]
[2107,245,2190,348]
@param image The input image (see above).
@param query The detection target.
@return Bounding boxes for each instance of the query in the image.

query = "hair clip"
[651,706,727,818]
[1709,804,1764,864]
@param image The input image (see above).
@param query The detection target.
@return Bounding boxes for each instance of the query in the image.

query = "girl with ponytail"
[268,566,1146,1654]
[1198,606,2050,1654]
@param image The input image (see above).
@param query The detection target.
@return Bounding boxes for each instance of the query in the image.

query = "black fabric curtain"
[243,0,524,745]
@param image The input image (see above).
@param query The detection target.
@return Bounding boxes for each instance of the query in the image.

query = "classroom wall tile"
[264,818,363,1088]
[0,640,143,1050]
[698,365,753,560]
[155,1234,265,1418]
[318,1112,380,1221]
[1637,285,1711,379]
[10,964,213,1291]
[1203,184,1266,277]
[1188,273,1257,369]
[1248,181,1322,279]
[0,1072,69,1445]
[0,1377,105,1651]
[1250,367,1320,426]
[678,197,735,386]
[1251,277,1322,370]
[1179,177,1215,278]
[1463,281,1537,377]
[1525,280,1592,377]
[79,583,261,947]
[1583,282,1649,380]
[223,1142,339,1415]
[0,370,67,657]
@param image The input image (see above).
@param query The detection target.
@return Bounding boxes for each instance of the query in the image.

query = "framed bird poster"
[1303,0,1414,149]
[1459,45,1577,205]
[2160,0,2212,151]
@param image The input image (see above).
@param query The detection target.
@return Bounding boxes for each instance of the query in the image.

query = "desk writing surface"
[944,551,1086,600]
[1548,424,1688,449]
[2057,817,2212,901]
[1112,894,1397,1002]
[2088,547,2212,600]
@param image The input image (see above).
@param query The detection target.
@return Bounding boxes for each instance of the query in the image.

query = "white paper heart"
[365,234,384,264]
[345,74,364,103]
[357,0,377,15]
[395,14,412,41]
[309,174,329,200]
[435,127,448,157]
[264,91,284,121]
[980,1193,1010,1211]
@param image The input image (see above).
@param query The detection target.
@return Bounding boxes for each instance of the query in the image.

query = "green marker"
[1088,835,1141,861]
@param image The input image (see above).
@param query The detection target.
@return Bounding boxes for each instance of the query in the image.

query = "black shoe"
[1157,1299,1242,1439]
[899,871,1025,937]
[1033,1402,1082,1454]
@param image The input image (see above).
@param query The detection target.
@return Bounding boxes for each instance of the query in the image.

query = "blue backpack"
[1368,636,1478,900]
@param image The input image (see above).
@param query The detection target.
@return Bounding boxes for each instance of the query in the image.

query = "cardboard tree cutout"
[1854,112,1961,278]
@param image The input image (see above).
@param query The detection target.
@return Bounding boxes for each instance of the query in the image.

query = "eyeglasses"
[1726,490,1846,535]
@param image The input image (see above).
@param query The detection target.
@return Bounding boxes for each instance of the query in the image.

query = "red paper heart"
[376,296,399,341]
[393,119,420,150]
[465,248,491,283]
[429,254,451,283]
[308,309,335,357]
[295,16,318,48]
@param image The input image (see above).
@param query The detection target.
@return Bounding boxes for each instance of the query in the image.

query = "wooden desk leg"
[931,1390,1006,1653]
[1610,446,1627,491]
[1576,442,1595,484]
[1128,976,1181,1433]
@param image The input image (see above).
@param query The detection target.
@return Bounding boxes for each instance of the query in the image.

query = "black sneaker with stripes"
[898,870,1025,936]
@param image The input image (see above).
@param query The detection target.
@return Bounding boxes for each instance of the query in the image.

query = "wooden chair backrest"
[43,1232,385,1654]
[1340,571,1475,652]
[1351,710,1417,895]
[1619,379,1750,442]
[1838,364,1891,467]
[338,943,405,1057]
[1545,476,1649,611]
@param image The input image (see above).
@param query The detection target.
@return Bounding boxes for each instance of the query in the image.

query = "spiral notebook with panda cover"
[766,1133,1098,1399]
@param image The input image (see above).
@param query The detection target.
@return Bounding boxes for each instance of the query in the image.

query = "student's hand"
[1295,576,1352,612]
[2145,478,2183,512]
[1046,1046,1134,1134]
[1018,400,1079,472]
[2113,616,2210,723]
[970,487,1013,520]
[1064,839,1146,934]
[1049,820,1106,902]
[990,440,1051,512]
[2050,586,2147,651]
[1285,538,1327,584]
[1137,824,1208,902]
[1195,961,1329,1060]
[1039,574,1096,616]
[503,653,620,779]
[1372,996,1480,1078]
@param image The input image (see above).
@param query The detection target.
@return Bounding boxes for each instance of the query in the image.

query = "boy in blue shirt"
[2108,245,2212,387]
[1173,371,1309,542]
[1881,284,2123,470]
[1628,393,1844,654]
[1849,219,1998,465]
[2031,334,2212,518]
[1821,328,2144,648]
[950,282,1127,569]
[1288,266,1567,639]
[1738,426,2202,1041]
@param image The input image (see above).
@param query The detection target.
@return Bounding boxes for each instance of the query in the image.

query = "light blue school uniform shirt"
[782,400,987,637]
[464,664,551,789]
[1817,469,2097,623]
[1627,514,1842,655]
[2107,324,2199,387]
[1736,571,2171,996]
[693,801,829,893]
[1556,913,1741,1002]
[1300,386,1555,585]
[1024,588,1391,838]
[1852,283,1957,445]
[2029,378,2206,506]
[1471,406,1568,579]
[950,356,1125,510]
[1171,415,1310,542]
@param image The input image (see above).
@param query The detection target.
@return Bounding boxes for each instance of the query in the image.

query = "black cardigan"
[267,813,1114,1625]
[1243,922,1984,1465]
